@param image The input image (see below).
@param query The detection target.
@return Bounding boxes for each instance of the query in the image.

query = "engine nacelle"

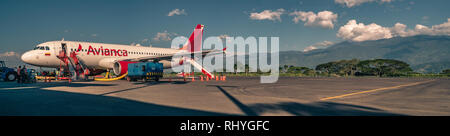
[113,61,137,75]
[98,58,117,69]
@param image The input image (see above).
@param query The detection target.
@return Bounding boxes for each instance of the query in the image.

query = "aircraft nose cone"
[21,51,33,64]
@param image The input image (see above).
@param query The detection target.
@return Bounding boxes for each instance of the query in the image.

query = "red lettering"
[123,50,128,56]
[117,49,122,56]
[75,45,129,57]
[94,48,101,55]
[105,49,110,56]
[100,46,104,55]
[110,49,117,56]
[88,46,95,55]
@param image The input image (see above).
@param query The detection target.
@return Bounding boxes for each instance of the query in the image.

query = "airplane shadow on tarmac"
[0,81,115,89]
[1,82,404,116]
[247,102,404,116]
[212,85,404,116]
[99,81,189,96]
[0,82,232,116]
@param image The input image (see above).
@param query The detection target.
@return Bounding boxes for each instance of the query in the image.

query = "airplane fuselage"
[21,41,181,70]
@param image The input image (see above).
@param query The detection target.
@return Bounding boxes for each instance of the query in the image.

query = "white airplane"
[21,24,223,78]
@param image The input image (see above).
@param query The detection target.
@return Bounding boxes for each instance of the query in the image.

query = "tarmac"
[0,77,449,116]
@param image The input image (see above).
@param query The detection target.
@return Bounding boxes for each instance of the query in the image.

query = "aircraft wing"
[120,49,225,62]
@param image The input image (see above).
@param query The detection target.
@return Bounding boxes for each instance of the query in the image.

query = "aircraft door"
[55,43,67,59]
[61,43,67,54]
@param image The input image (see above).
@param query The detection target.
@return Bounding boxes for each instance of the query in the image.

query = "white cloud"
[153,30,177,42]
[0,51,20,57]
[392,19,450,37]
[303,41,335,52]
[337,18,450,42]
[249,9,285,22]
[290,11,338,29]
[130,42,141,46]
[168,9,187,16]
[335,0,393,8]
[141,38,149,43]
[337,20,392,42]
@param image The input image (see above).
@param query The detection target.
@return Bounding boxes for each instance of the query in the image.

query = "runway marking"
[320,80,434,101]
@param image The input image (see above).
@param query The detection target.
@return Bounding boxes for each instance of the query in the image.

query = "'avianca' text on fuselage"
[77,44,128,56]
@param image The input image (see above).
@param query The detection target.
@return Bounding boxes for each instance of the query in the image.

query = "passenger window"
[45,46,50,50]
[39,47,45,50]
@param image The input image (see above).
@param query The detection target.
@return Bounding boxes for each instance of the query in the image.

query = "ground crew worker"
[21,65,27,83]
[17,66,21,83]
[55,70,60,80]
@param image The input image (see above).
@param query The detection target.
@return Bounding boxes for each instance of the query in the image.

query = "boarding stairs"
[56,49,90,80]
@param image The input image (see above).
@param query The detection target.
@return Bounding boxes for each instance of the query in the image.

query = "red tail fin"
[180,24,204,52]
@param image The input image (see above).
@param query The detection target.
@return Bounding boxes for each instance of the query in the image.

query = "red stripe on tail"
[180,24,204,52]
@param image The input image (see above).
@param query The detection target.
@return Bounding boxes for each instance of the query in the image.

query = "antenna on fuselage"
[62,38,65,41]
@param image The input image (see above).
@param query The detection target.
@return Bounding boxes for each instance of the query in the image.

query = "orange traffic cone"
[206,76,209,81]
[216,76,219,81]
[192,77,195,82]
[200,76,204,81]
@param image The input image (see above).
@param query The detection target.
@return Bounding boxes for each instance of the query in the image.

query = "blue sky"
[0,0,449,54]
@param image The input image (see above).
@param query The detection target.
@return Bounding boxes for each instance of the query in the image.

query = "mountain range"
[280,35,450,73]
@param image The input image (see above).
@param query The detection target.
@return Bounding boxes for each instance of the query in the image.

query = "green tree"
[316,62,334,75]
[282,65,289,73]
[357,59,413,77]
[315,59,359,76]
[441,69,450,75]
[287,66,309,73]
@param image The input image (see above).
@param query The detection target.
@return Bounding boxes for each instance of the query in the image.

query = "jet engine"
[113,61,137,75]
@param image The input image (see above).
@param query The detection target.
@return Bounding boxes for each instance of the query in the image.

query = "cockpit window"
[34,46,49,50]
